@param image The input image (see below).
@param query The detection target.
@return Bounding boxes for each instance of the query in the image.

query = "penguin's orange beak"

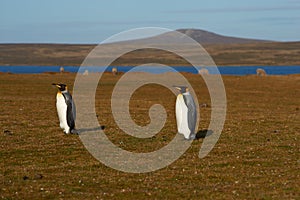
[52,83,60,88]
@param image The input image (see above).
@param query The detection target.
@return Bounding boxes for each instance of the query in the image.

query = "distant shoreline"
[1,65,300,76]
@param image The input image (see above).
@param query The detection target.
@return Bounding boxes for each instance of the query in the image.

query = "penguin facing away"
[52,83,77,134]
[174,86,197,140]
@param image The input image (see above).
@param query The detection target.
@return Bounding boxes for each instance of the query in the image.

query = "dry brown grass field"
[1,72,299,199]
[1,42,300,66]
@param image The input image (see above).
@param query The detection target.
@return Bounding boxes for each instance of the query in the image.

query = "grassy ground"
[0,73,299,199]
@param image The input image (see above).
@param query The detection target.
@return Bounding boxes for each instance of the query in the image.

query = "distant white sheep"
[198,68,209,75]
[256,68,267,76]
[60,66,64,73]
[112,67,118,75]
[83,69,89,76]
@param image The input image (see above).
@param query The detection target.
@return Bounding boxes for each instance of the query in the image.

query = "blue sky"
[1,0,300,43]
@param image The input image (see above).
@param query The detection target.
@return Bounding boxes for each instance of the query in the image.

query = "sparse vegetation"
[1,73,299,199]
[1,42,300,66]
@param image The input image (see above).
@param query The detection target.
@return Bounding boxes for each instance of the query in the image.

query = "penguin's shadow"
[195,129,213,139]
[77,126,105,135]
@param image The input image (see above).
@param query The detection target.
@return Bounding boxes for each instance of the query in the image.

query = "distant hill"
[120,28,270,45]
[176,29,270,44]
[1,29,300,66]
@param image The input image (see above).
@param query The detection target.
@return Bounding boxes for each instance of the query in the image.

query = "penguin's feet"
[63,131,69,135]
[189,134,196,140]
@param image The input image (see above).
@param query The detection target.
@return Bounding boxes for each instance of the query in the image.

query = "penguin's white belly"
[56,93,70,133]
[176,94,191,139]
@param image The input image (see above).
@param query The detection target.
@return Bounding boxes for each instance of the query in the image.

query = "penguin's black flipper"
[66,100,75,130]
[183,94,197,138]
[63,92,75,131]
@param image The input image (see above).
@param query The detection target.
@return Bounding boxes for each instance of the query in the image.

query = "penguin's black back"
[62,92,75,131]
[183,94,197,134]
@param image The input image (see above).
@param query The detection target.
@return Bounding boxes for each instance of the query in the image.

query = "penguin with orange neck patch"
[52,83,77,134]
[174,86,197,140]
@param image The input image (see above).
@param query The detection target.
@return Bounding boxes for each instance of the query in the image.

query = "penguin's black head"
[173,86,189,94]
[52,83,67,92]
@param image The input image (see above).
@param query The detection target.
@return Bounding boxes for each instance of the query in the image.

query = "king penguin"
[174,86,197,140]
[53,83,77,134]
